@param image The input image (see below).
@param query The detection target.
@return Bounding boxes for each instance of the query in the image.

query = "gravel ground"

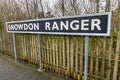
[0,53,71,80]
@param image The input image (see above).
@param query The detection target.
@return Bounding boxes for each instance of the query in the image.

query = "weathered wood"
[62,36,65,75]
[54,35,57,72]
[113,29,120,80]
[46,35,48,69]
[106,35,113,80]
[52,35,55,71]
[89,37,94,80]
[30,35,33,64]
[80,37,84,80]
[95,38,99,80]
[70,36,74,75]
[100,37,106,80]
[66,36,70,76]
[23,35,27,60]
[75,37,78,73]
[56,36,59,72]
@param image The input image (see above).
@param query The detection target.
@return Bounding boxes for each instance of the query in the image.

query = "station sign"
[6,12,111,36]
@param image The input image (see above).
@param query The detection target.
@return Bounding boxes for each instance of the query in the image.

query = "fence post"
[12,33,17,61]
[38,34,42,71]
[84,36,89,80]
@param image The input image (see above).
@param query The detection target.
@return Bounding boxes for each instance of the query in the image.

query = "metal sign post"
[38,34,42,71]
[12,33,17,61]
[84,36,89,80]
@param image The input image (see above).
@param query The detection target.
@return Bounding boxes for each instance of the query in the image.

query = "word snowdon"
[6,12,111,36]
[8,23,39,31]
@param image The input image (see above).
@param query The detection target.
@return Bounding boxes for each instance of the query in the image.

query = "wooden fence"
[0,19,120,80]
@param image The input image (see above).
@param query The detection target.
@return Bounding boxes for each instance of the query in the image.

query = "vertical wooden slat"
[54,35,57,72]
[35,34,38,65]
[75,37,78,79]
[106,35,113,80]
[52,35,55,71]
[46,35,50,69]
[34,35,37,65]
[51,35,53,70]
[0,30,2,52]
[62,36,65,75]
[31,34,35,65]
[29,35,31,63]
[23,35,27,60]
[75,37,78,72]
[48,35,50,69]
[56,36,59,73]
[36,34,38,65]
[95,38,99,80]
[89,37,94,80]
[18,34,21,59]
[26,35,28,62]
[32,35,35,64]
[24,34,27,60]
[80,37,83,80]
[32,35,34,64]
[59,36,62,74]
[44,35,46,68]
[53,35,55,71]
[43,35,46,68]
[48,35,52,70]
[27,35,29,62]
[45,35,47,68]
[41,35,43,67]
[41,35,43,66]
[70,36,74,76]
[66,36,70,77]
[45,35,48,69]
[19,34,22,59]
[113,29,120,80]
[61,36,63,73]
[20,34,23,60]
[100,37,106,79]
[33,35,35,64]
